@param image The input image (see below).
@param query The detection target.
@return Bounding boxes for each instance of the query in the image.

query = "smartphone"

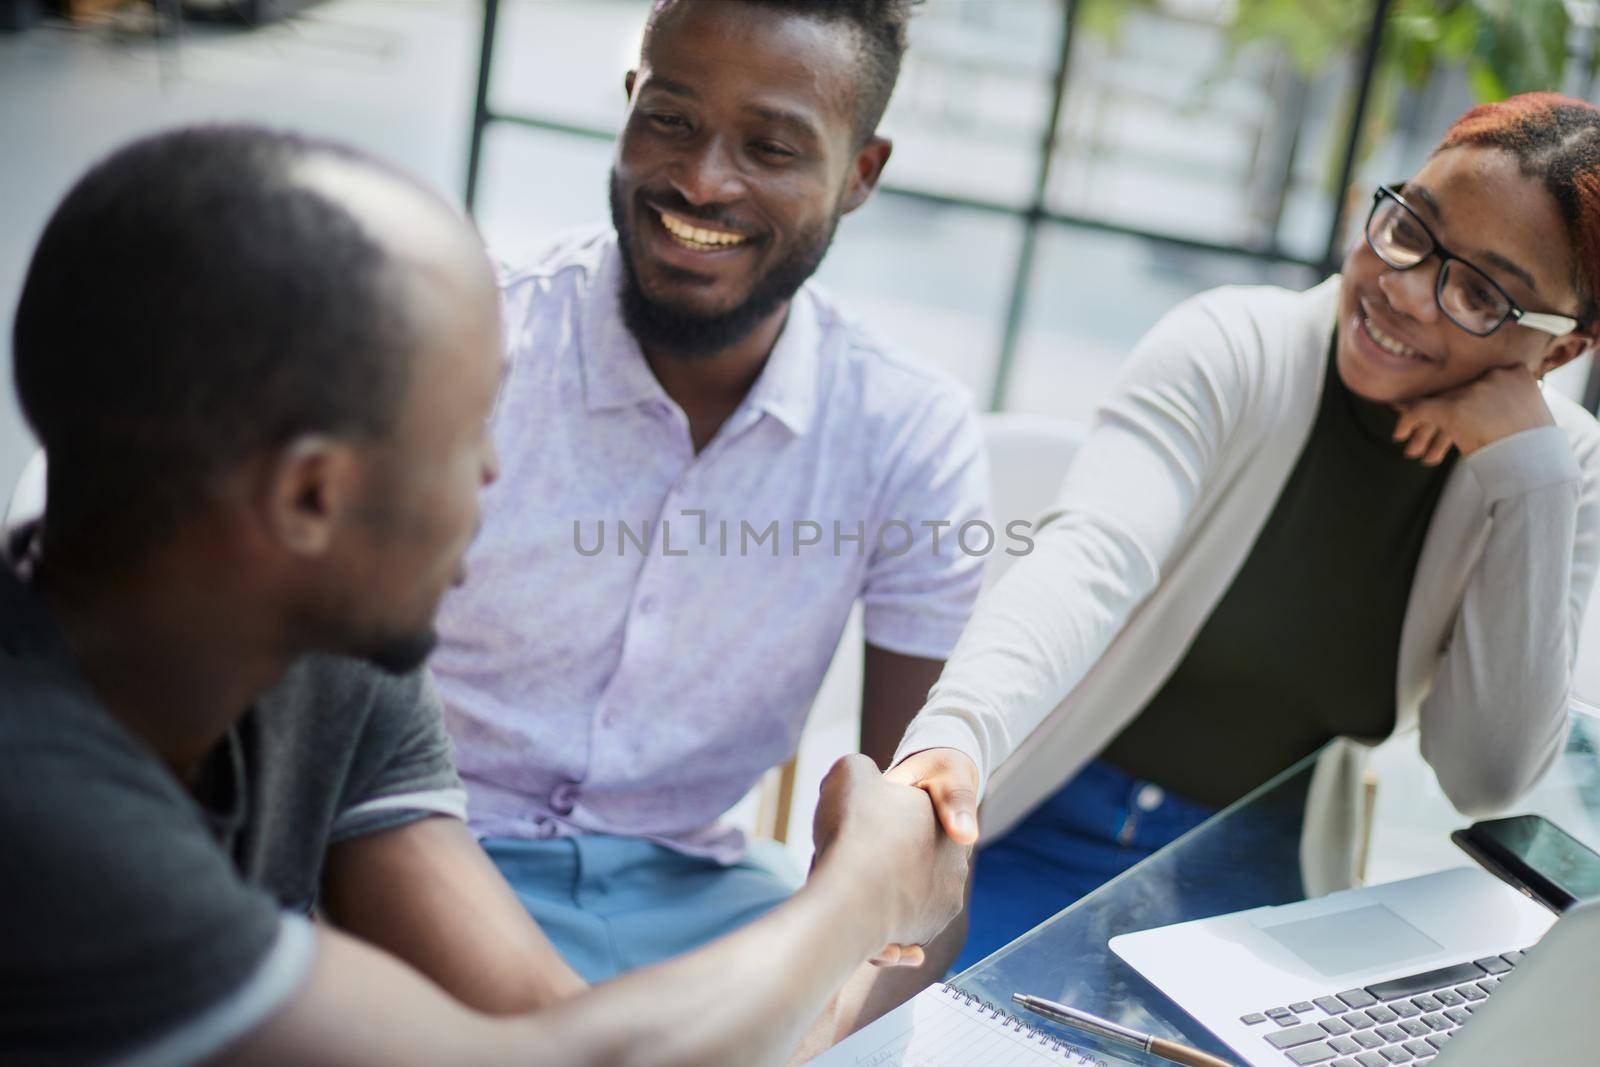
[1452,814,1600,914]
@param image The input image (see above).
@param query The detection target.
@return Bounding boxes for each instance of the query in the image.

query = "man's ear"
[840,135,892,216]
[255,436,360,559]
[1541,328,1595,379]
[624,69,637,101]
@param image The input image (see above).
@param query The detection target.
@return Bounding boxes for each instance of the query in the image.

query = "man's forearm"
[220,868,892,1067]
[569,756,967,1066]
[321,817,588,1016]
[535,858,889,1066]
[787,935,952,1065]
[229,758,960,1067]
[788,866,972,1063]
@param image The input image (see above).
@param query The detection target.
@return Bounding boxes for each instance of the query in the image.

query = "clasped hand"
[809,754,971,968]
[1392,364,1553,465]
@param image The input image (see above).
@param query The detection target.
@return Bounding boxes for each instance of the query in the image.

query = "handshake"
[808,749,981,968]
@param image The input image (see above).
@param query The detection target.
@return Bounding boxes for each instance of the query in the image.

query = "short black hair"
[646,0,919,145]
[12,125,414,554]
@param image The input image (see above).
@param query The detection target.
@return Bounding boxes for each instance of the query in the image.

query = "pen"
[1012,993,1236,1067]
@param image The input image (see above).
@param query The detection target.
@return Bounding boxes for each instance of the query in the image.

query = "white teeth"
[1365,315,1425,362]
[657,209,748,249]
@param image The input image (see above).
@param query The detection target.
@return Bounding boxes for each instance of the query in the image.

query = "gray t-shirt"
[0,529,467,1066]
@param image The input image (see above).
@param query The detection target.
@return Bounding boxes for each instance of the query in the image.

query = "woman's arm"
[1416,421,1598,811]
[1398,367,1600,810]
[890,293,1258,791]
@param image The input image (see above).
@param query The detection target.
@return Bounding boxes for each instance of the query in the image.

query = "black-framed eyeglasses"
[1364,185,1582,338]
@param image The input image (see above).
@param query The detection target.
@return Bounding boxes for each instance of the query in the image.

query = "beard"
[296,602,440,678]
[358,626,439,676]
[610,168,840,356]
[314,482,454,678]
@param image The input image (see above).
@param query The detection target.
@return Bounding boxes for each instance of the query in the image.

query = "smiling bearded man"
[427,0,988,1035]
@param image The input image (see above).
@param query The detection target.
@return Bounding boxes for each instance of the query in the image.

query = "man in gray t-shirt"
[0,525,465,1064]
[0,123,967,1066]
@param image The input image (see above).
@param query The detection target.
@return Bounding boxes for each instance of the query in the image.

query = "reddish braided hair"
[1437,92,1600,323]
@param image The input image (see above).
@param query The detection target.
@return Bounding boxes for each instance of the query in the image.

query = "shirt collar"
[743,288,820,437]
[578,235,821,437]
[578,241,673,414]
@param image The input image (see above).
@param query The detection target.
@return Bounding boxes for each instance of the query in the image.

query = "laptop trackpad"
[1259,904,1443,978]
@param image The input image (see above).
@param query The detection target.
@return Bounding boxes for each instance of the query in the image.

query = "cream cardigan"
[894,277,1600,890]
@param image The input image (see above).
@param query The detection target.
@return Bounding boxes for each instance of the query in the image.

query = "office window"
[473,123,616,266]
[879,0,1062,209]
[1046,3,1359,265]
[488,0,646,134]
[1004,224,1316,422]
[814,194,1025,401]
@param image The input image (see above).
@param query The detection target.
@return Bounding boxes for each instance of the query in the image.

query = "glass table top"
[946,706,1600,1065]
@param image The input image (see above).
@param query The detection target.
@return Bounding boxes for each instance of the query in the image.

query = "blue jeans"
[484,834,801,983]
[955,758,1220,972]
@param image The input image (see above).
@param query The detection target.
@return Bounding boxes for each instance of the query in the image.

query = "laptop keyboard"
[1239,949,1527,1064]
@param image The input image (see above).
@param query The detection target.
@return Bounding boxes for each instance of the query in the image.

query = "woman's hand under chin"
[1391,364,1555,465]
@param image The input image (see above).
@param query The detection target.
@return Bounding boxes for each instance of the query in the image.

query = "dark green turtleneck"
[1101,338,1456,807]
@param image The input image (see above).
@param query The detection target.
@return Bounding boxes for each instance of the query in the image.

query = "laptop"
[1109,866,1597,1066]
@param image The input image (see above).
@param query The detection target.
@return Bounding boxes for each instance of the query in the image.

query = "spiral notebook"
[805,983,1111,1066]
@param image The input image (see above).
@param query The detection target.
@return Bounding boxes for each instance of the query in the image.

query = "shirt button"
[638,595,656,614]
[1134,783,1165,812]
[549,780,581,816]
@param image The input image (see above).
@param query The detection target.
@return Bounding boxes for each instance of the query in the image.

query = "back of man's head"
[12,126,413,560]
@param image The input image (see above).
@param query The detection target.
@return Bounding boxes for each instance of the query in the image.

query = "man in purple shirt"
[432,0,989,1013]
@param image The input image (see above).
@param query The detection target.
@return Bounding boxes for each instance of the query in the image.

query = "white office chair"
[5,449,45,527]
[979,412,1086,586]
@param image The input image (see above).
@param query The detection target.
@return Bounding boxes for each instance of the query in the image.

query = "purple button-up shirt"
[431,230,988,861]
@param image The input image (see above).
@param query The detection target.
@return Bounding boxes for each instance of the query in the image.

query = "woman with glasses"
[884,93,1600,969]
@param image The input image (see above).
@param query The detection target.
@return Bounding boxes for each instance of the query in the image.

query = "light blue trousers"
[483,833,802,982]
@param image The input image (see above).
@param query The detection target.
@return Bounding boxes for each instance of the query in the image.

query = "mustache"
[639,191,760,237]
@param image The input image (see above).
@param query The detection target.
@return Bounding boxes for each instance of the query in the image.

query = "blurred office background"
[4,0,1600,863]
[7,0,1600,496]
